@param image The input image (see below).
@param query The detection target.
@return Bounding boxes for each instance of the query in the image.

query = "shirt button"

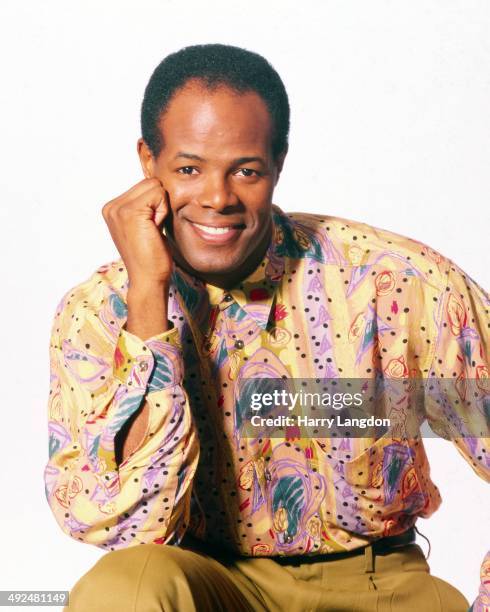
[234,339,244,349]
[224,293,233,302]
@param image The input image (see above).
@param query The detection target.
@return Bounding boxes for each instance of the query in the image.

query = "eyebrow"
[174,152,266,166]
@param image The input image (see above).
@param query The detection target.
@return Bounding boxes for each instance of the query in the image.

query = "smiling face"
[138,79,287,288]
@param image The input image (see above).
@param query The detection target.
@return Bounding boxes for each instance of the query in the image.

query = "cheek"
[160,175,196,206]
[231,183,275,220]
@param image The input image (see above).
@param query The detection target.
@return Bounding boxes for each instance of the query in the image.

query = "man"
[45,44,489,611]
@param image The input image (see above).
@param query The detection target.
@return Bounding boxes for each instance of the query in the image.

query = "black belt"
[181,527,416,565]
[274,527,417,566]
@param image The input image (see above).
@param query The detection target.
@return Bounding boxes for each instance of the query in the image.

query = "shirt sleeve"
[469,549,490,612]
[44,287,200,551]
[424,258,490,482]
[422,259,490,608]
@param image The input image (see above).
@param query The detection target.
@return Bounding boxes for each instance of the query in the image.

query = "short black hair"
[141,43,290,160]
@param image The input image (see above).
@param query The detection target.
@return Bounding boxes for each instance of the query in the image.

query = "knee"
[67,544,191,612]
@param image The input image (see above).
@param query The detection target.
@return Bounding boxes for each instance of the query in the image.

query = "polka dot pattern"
[45,205,489,570]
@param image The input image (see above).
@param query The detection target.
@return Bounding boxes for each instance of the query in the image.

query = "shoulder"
[55,258,128,315]
[50,258,128,346]
[272,205,453,290]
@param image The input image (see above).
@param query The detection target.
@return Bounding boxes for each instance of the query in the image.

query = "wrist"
[127,279,170,298]
[126,281,171,339]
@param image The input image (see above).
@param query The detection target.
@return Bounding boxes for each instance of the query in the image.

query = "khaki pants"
[65,540,470,611]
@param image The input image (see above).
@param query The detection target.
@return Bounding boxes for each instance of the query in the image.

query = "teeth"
[193,222,233,235]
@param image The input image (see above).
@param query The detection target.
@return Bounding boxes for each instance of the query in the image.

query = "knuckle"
[118,205,133,219]
[101,202,111,219]
[150,177,164,192]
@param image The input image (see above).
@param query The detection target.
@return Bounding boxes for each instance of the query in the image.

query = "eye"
[236,168,260,177]
[178,166,198,175]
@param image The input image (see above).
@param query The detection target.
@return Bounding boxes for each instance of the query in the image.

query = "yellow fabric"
[44,206,489,607]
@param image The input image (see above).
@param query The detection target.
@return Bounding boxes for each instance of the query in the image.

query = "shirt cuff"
[113,324,183,390]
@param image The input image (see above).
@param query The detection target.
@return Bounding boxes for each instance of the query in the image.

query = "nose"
[198,174,239,211]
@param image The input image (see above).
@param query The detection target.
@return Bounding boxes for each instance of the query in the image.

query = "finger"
[133,180,166,216]
[122,177,163,202]
[153,194,169,227]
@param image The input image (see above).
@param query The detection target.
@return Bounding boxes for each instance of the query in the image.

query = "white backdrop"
[0,0,488,609]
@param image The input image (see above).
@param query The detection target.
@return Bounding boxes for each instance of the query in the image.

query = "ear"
[137,138,155,178]
[274,146,288,185]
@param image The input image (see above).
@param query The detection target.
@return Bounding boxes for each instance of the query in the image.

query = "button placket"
[219,293,235,313]
[219,293,246,353]
[220,292,262,361]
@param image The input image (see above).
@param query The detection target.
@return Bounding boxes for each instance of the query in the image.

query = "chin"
[189,255,241,275]
[179,249,245,279]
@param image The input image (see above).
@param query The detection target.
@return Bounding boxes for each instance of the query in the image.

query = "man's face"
[138,80,286,288]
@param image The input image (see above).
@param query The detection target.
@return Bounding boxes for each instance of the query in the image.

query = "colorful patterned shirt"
[45,206,489,596]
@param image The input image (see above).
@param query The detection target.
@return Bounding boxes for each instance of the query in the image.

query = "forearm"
[120,281,170,464]
[126,280,170,339]
[46,293,199,549]
[46,376,199,549]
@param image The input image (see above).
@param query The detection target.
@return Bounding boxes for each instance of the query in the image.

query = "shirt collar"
[171,205,287,330]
